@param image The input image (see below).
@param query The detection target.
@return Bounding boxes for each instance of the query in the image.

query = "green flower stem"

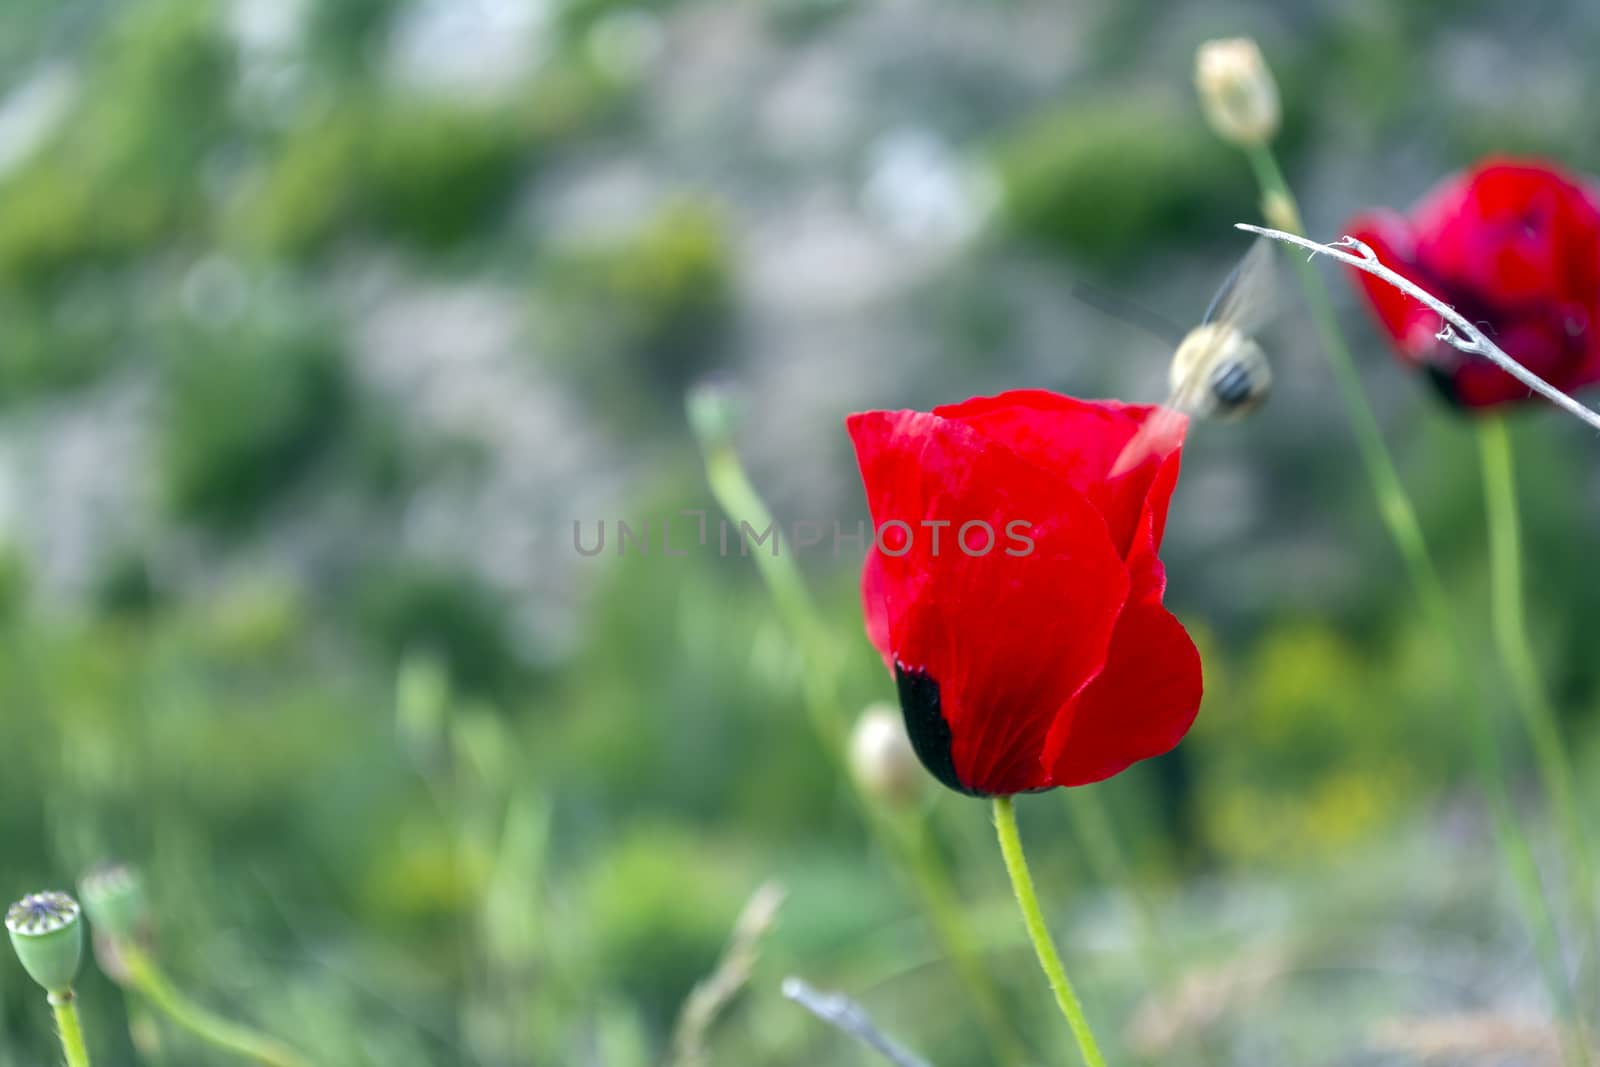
[118,942,311,1067]
[48,990,92,1067]
[1479,415,1600,1001]
[1244,144,1584,1057]
[699,442,1028,1066]
[993,796,1107,1067]
[702,445,843,754]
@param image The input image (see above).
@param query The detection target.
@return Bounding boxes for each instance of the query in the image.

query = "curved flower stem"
[701,445,842,753]
[49,990,92,1067]
[699,441,1029,1067]
[1242,145,1586,1062]
[993,796,1107,1067]
[118,942,312,1067]
[1479,415,1600,1002]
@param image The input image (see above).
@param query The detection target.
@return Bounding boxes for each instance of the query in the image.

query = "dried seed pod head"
[80,863,149,941]
[6,891,83,992]
[848,703,926,809]
[1195,38,1280,147]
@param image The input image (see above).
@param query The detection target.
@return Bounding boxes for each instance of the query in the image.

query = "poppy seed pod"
[80,863,149,941]
[849,703,926,808]
[1195,38,1280,147]
[685,381,741,448]
[6,892,83,993]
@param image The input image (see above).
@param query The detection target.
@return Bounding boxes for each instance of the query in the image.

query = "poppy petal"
[860,547,895,669]
[1416,160,1573,303]
[934,390,1180,559]
[1346,211,1442,363]
[1123,446,1183,603]
[1046,599,1202,787]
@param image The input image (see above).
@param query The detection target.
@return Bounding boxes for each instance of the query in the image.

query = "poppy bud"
[6,892,83,993]
[849,703,925,808]
[80,863,149,941]
[1195,38,1280,147]
[685,381,742,449]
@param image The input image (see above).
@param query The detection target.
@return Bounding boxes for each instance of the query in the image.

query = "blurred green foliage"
[0,288,128,400]
[365,101,531,249]
[583,826,751,1024]
[352,558,526,697]
[540,199,733,428]
[303,0,404,73]
[237,92,559,256]
[159,318,347,528]
[1191,619,1467,863]
[994,95,1253,266]
[0,0,229,287]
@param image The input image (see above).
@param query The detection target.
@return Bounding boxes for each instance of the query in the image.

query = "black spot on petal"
[894,664,988,797]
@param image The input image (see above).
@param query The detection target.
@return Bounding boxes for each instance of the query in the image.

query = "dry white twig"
[1236,222,1600,434]
[782,977,935,1067]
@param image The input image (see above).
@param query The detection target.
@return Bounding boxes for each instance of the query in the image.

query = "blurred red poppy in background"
[846,390,1202,797]
[1346,157,1600,409]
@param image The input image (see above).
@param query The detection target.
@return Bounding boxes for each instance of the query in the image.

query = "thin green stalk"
[48,991,91,1067]
[1244,145,1585,1060]
[118,943,311,1067]
[702,445,842,753]
[993,796,1107,1067]
[699,441,1028,1066]
[1479,415,1600,1001]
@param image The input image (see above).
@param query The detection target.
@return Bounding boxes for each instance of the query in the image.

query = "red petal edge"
[1046,599,1203,787]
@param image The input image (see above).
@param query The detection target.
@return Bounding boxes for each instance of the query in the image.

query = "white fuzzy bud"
[1195,38,1280,147]
[848,704,924,809]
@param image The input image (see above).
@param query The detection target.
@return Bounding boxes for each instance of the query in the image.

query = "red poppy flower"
[1345,157,1600,409]
[846,390,1202,796]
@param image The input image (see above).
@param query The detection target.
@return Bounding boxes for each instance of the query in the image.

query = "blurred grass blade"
[667,881,786,1067]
